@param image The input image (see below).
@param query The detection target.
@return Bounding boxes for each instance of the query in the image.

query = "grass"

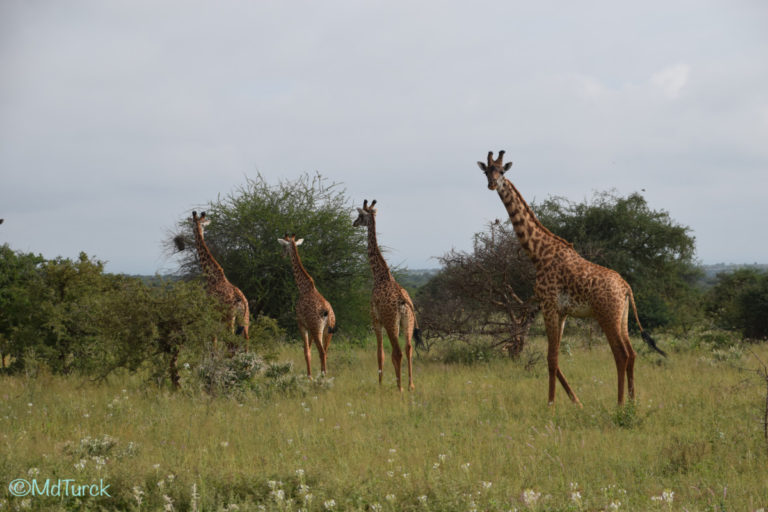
[2,334,768,511]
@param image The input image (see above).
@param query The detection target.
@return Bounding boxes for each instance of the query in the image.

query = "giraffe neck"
[496,177,569,264]
[365,218,394,284]
[193,225,228,286]
[288,243,316,294]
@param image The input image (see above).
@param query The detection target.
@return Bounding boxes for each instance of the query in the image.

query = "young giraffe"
[278,234,336,378]
[353,199,422,391]
[191,211,250,349]
[477,151,666,406]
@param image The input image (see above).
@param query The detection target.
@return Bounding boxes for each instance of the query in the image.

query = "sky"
[1,1,767,274]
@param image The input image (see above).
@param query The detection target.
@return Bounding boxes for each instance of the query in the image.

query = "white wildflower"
[323,499,336,510]
[132,486,144,506]
[522,488,541,507]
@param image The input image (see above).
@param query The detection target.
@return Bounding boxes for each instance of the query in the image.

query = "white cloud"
[650,64,691,99]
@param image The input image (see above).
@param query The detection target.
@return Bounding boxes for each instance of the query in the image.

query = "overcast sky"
[1,1,767,274]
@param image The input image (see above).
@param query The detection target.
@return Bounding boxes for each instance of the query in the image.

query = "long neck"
[496,177,569,264]
[366,218,394,283]
[193,225,228,284]
[288,244,316,293]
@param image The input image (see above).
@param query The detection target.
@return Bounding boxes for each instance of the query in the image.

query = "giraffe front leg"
[374,323,385,384]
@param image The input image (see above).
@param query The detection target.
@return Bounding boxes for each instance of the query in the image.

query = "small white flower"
[389,448,397,454]
[220,441,229,448]
[461,462,471,472]
[608,500,621,510]
[153,463,160,470]
[417,495,428,505]
[132,486,144,506]
[304,492,314,503]
[480,481,492,490]
[295,469,305,478]
[163,494,174,512]
[27,468,39,477]
[570,491,582,503]
[323,499,336,510]
[385,494,396,503]
[432,462,440,469]
[370,503,382,512]
[402,473,409,479]
[267,480,279,490]
[662,489,674,504]
[386,471,394,478]
[522,489,541,507]
[438,453,447,462]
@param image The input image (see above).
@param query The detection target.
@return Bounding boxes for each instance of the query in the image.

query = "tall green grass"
[2,335,767,511]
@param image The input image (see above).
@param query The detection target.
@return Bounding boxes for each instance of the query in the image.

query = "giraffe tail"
[628,288,667,357]
[413,326,424,349]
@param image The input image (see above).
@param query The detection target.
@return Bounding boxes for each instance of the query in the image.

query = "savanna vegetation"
[2,174,768,510]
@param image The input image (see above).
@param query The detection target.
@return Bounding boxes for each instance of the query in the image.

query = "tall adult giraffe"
[353,199,422,391]
[278,234,336,378]
[190,211,250,349]
[477,151,666,406]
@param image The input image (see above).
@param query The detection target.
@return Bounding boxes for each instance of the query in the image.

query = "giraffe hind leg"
[400,310,415,391]
[385,324,403,391]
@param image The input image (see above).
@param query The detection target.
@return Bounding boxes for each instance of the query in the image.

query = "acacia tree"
[533,190,701,331]
[417,221,538,358]
[171,173,371,337]
[707,268,768,340]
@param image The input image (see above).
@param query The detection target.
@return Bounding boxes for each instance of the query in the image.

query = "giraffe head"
[477,150,513,191]
[277,233,304,258]
[352,199,377,228]
[191,210,211,235]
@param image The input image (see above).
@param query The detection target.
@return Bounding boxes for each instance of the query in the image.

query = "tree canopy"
[172,173,371,337]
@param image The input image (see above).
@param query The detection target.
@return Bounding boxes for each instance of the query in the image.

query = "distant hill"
[699,263,768,279]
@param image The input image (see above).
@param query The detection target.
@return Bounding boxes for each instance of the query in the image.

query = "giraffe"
[476,151,666,406]
[190,211,250,349]
[353,199,422,391]
[278,234,336,378]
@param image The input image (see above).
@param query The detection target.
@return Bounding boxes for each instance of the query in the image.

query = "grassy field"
[2,334,768,511]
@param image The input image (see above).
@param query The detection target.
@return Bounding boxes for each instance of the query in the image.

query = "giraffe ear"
[277,238,289,246]
[477,162,487,172]
[295,238,304,246]
[503,162,513,171]
[357,208,365,214]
